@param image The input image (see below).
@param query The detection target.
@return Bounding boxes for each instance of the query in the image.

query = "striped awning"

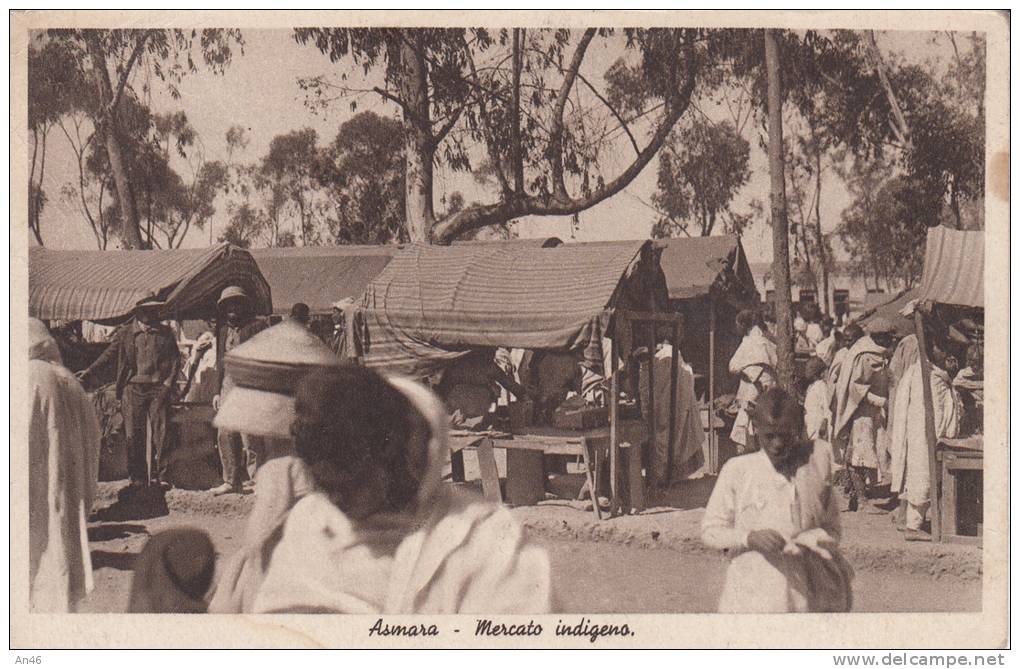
[249,246,396,315]
[29,243,272,322]
[361,240,654,377]
[918,226,984,308]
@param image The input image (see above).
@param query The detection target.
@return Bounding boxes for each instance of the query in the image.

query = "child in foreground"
[701,387,853,613]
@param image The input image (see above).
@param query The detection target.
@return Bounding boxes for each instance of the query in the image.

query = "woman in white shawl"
[212,365,552,614]
[728,310,777,452]
[29,318,102,612]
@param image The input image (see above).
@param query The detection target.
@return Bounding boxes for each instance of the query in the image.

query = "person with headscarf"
[888,338,963,540]
[883,332,920,499]
[29,319,102,612]
[211,285,268,496]
[830,318,895,510]
[637,334,705,485]
[211,365,552,614]
[814,318,839,367]
[701,388,851,613]
[728,309,778,452]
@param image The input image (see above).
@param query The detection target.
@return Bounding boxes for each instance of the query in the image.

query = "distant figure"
[803,304,825,349]
[827,323,864,391]
[637,337,705,485]
[702,388,851,613]
[802,356,831,442]
[889,338,963,540]
[30,319,101,612]
[289,302,310,327]
[77,297,180,489]
[814,318,839,366]
[831,318,895,510]
[212,367,552,614]
[728,309,777,453]
[211,285,268,496]
[438,349,528,428]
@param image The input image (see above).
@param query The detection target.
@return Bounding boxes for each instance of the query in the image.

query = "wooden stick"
[667,324,679,486]
[646,317,657,490]
[709,298,717,474]
[609,318,621,517]
[914,308,942,541]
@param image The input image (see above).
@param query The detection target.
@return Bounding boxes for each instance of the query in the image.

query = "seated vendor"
[953,343,983,436]
[437,349,529,429]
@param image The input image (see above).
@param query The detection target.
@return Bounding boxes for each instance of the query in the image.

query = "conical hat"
[214,320,341,438]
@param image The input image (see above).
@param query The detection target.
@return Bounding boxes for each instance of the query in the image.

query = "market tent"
[917,226,984,308]
[248,245,397,315]
[659,235,758,301]
[29,242,272,322]
[858,288,918,336]
[361,240,660,377]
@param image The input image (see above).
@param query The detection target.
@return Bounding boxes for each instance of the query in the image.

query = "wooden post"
[646,318,657,489]
[708,298,717,474]
[609,319,621,517]
[667,326,679,487]
[914,309,942,541]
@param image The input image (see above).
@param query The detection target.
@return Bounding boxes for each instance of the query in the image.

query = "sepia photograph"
[9,9,1009,650]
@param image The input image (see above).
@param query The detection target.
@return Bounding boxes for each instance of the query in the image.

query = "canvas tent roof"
[917,226,983,308]
[248,246,397,315]
[29,243,272,322]
[858,288,918,337]
[659,235,758,301]
[361,240,656,376]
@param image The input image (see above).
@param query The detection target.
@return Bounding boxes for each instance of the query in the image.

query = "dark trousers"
[122,383,171,483]
[217,430,259,487]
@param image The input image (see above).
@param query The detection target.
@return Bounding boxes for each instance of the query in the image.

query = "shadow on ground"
[93,486,169,521]
[87,523,149,542]
[90,549,139,571]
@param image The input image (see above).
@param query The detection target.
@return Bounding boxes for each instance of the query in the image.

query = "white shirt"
[701,444,842,612]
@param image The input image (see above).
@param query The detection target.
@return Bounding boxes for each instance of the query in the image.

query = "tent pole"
[667,323,679,487]
[646,318,657,490]
[709,298,717,475]
[609,318,621,517]
[914,308,942,541]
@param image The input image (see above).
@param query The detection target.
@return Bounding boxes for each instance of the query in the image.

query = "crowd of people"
[27,288,982,616]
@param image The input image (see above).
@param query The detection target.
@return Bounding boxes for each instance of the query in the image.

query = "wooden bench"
[448,421,648,520]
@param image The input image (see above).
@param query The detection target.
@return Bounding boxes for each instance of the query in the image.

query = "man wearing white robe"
[638,342,705,483]
[888,358,962,538]
[29,319,102,612]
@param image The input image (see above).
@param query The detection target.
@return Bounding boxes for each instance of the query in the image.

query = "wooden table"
[936,436,983,545]
[448,420,648,520]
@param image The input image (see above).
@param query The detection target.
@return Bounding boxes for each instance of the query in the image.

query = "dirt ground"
[79,479,982,614]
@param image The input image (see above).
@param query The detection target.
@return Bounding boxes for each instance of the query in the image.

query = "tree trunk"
[764,29,796,390]
[104,126,146,249]
[399,31,435,243]
[813,143,830,316]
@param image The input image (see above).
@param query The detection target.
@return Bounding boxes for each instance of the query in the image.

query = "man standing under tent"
[830,318,895,511]
[211,286,268,496]
[888,336,963,540]
[78,298,180,489]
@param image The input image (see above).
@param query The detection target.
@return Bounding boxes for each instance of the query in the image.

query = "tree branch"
[433,38,698,243]
[576,71,639,156]
[866,30,912,150]
[111,30,151,113]
[549,28,596,198]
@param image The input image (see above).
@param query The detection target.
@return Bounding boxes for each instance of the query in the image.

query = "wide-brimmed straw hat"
[214,320,342,438]
[217,285,249,306]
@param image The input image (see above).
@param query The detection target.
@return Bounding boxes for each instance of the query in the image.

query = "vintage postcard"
[9,9,1009,650]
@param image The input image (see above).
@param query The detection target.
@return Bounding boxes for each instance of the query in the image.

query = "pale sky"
[33,29,969,262]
